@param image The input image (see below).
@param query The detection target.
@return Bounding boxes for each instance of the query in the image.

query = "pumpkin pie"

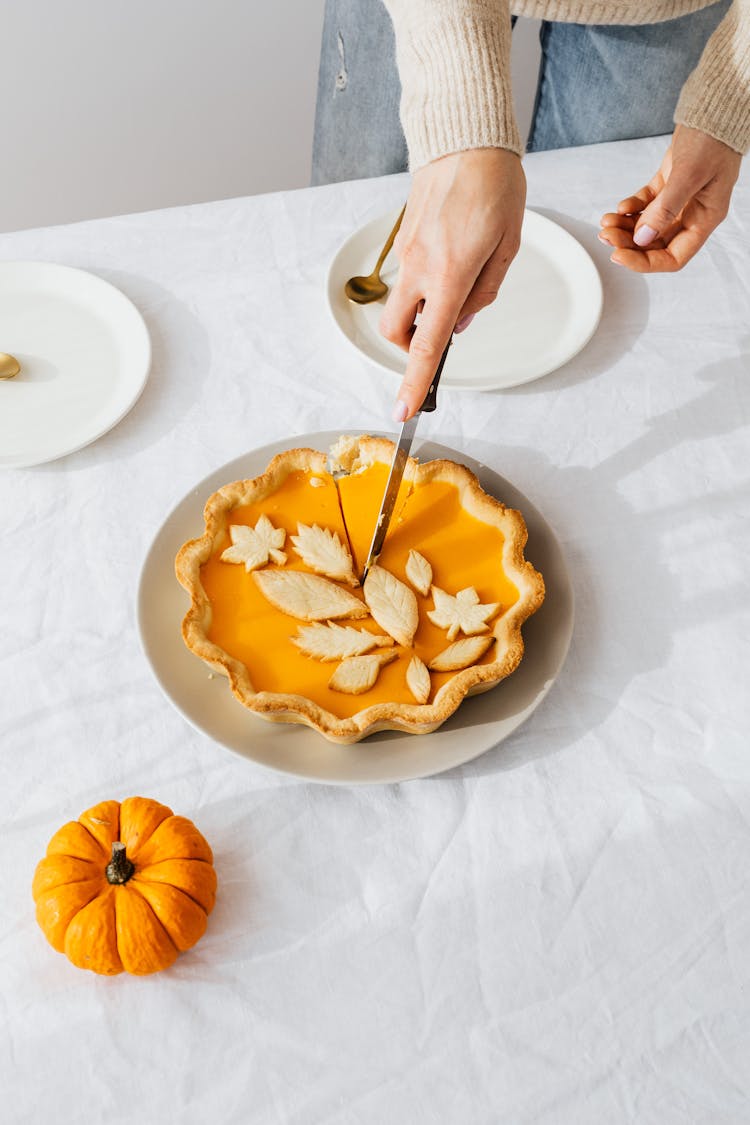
[175,435,545,743]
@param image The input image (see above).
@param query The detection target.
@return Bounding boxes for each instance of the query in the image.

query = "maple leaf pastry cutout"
[427,586,500,641]
[220,515,287,572]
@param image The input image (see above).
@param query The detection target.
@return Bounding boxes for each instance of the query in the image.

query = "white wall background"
[0,1,540,233]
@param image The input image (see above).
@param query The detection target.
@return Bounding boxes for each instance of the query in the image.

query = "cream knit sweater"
[383,0,750,166]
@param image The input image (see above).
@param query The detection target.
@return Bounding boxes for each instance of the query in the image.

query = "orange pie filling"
[176,438,544,740]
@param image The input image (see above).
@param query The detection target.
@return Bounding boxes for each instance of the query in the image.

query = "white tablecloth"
[2,136,749,1124]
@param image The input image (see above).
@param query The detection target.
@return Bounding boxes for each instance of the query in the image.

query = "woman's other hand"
[599,125,741,272]
[380,147,526,421]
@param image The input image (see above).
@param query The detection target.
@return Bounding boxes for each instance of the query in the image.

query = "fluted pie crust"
[175,436,545,744]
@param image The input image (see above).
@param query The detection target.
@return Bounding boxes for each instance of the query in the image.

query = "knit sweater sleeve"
[381,0,520,170]
[674,0,750,153]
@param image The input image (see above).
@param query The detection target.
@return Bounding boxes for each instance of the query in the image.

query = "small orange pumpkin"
[32,797,217,975]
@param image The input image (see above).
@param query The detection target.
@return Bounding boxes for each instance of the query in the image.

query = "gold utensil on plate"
[0,353,20,380]
[344,205,405,305]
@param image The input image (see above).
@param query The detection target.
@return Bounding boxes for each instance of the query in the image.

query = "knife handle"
[419,337,452,413]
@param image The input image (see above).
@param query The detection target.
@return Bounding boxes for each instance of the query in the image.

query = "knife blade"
[360,338,452,583]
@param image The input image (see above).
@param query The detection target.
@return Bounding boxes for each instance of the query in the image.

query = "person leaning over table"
[312,0,749,420]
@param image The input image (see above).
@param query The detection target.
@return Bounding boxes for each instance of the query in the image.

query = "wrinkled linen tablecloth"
[2,136,749,1124]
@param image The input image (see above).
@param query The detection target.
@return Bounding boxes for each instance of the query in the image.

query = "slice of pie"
[175,436,544,743]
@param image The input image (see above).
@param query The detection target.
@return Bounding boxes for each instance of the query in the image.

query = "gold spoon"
[345,205,405,304]
[0,352,21,380]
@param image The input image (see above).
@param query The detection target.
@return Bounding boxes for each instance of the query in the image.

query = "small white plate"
[0,261,151,469]
[327,209,602,392]
[137,432,574,785]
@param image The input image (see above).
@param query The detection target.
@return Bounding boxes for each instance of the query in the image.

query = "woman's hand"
[599,125,741,272]
[380,147,526,421]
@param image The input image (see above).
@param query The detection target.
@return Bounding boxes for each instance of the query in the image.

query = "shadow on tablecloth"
[433,341,750,779]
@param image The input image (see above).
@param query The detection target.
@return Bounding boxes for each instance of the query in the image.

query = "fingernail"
[392,399,408,423]
[610,254,625,267]
[455,313,475,333]
[633,224,657,248]
[598,232,611,245]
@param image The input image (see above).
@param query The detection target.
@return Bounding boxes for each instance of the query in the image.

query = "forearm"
[675,0,750,154]
[381,0,521,169]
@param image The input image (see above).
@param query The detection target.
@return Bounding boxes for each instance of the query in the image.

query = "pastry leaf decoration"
[253,570,367,621]
[427,586,500,641]
[363,565,419,647]
[429,636,494,671]
[292,622,394,662]
[328,651,398,695]
[406,655,431,703]
[291,523,357,586]
[221,515,287,572]
[405,550,433,596]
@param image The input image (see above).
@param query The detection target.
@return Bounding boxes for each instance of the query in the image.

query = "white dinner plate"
[0,261,151,469]
[327,208,602,392]
[137,432,573,784]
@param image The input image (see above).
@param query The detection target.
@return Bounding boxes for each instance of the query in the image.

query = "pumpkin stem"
[106,841,135,885]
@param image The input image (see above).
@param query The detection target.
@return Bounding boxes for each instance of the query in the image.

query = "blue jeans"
[311,0,729,184]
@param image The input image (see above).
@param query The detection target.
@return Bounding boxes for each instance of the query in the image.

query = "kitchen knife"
[360,338,452,584]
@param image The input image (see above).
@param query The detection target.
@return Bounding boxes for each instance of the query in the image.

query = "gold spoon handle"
[372,204,406,274]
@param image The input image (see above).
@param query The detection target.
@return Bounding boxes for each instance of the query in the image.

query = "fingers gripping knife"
[360,339,452,584]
